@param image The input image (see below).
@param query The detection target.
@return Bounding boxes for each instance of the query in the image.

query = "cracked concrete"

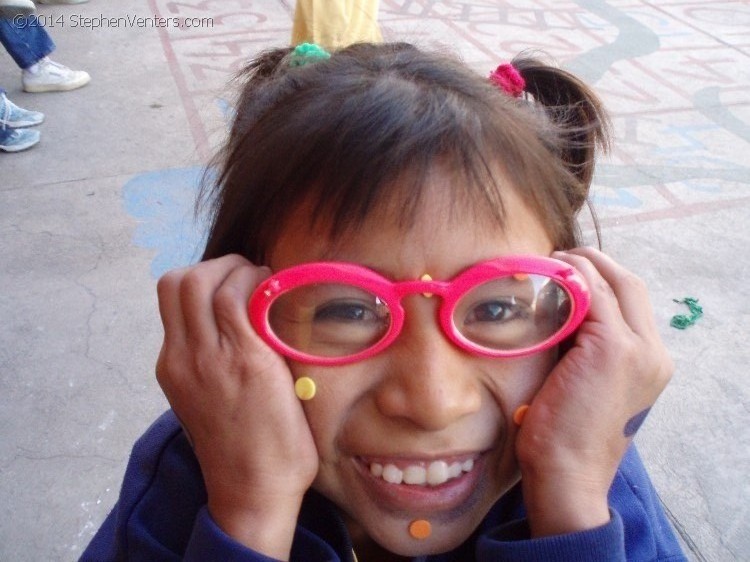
[1,1,749,560]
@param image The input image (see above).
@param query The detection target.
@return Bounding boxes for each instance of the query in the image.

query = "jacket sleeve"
[475,446,687,562]
[477,509,627,561]
[79,410,338,562]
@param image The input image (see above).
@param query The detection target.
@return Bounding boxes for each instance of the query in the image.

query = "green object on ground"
[670,297,703,329]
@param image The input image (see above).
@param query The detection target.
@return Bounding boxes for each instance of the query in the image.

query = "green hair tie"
[289,43,331,67]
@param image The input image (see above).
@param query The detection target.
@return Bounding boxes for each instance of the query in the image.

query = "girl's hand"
[155,255,318,560]
[515,247,674,537]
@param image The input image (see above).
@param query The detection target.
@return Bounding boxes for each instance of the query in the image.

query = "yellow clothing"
[291,0,382,50]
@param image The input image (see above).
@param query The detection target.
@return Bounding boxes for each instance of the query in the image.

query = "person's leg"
[0,0,36,19]
[291,0,381,49]
[0,16,90,92]
[0,16,55,69]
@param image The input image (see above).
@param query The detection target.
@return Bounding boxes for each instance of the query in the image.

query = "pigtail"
[512,55,611,213]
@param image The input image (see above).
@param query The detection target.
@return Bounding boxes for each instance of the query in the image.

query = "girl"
[82,43,685,561]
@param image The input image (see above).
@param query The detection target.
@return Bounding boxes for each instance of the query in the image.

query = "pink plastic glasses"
[248,256,590,366]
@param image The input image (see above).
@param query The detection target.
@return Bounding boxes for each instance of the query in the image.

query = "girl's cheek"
[285,364,328,431]
[285,363,370,441]
[484,350,556,417]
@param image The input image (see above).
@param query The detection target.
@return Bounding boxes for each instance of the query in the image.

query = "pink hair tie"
[489,63,525,98]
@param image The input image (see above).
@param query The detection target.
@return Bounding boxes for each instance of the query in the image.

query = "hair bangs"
[244,71,510,259]
[305,97,509,240]
[201,43,608,263]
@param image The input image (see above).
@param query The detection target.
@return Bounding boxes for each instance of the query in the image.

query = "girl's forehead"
[268,182,553,279]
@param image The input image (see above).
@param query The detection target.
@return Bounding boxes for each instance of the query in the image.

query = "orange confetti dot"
[409,519,432,540]
[513,404,529,426]
[513,273,529,281]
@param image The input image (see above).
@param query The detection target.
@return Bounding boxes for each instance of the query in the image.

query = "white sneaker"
[22,58,91,93]
[0,0,35,18]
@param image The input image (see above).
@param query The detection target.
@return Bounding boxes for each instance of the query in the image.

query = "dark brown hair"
[200,42,609,262]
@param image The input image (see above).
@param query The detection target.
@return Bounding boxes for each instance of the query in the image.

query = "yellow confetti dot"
[409,519,432,539]
[420,273,434,298]
[294,377,316,401]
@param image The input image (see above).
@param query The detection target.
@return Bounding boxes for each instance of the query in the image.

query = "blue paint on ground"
[122,167,211,278]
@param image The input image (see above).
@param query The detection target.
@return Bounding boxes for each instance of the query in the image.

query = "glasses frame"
[248,256,590,366]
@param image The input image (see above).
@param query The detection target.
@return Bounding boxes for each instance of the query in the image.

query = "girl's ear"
[511,56,611,211]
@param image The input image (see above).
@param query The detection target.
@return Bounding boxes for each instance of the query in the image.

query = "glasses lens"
[452,274,572,351]
[268,283,391,358]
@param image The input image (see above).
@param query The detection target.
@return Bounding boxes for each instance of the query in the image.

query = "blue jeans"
[0,16,55,69]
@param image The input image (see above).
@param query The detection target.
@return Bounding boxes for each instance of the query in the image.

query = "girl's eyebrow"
[332,260,402,280]
[305,253,417,281]
[312,244,398,278]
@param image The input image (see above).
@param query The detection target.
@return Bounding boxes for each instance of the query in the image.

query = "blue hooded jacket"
[81,410,687,561]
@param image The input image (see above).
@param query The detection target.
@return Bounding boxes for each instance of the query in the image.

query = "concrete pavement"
[1,1,748,560]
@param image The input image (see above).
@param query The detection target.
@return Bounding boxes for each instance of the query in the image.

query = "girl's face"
[268,172,556,557]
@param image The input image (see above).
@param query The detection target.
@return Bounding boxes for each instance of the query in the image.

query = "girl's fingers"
[156,266,190,347]
[178,254,254,345]
[212,262,272,350]
[556,248,657,338]
[156,255,270,393]
[552,250,626,329]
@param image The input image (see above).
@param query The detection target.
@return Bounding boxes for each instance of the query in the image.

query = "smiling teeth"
[370,459,474,486]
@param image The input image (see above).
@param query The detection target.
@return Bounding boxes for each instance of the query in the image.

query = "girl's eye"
[464,298,526,324]
[314,300,382,323]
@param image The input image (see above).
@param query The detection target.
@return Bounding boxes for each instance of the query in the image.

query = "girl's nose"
[373,303,482,431]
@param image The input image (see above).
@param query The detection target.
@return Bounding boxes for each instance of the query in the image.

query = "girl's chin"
[342,456,500,557]
[351,511,485,558]
[320,440,520,557]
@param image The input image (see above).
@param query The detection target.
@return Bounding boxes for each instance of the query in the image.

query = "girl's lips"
[353,452,486,513]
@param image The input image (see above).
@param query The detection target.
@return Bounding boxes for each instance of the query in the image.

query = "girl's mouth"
[368,457,475,487]
[354,453,485,513]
